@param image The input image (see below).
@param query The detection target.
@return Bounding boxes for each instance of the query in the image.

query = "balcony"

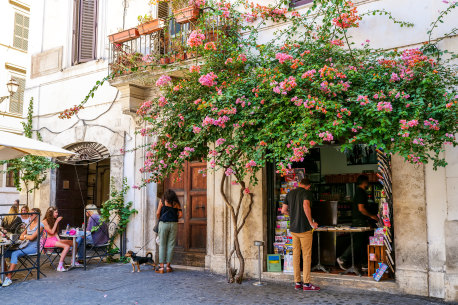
[108,9,228,77]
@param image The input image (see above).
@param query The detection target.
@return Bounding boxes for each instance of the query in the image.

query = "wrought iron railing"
[108,10,229,75]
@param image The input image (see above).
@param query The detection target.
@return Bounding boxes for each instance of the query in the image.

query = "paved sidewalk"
[0,264,452,305]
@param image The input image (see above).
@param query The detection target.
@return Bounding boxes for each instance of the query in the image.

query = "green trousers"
[158,221,178,264]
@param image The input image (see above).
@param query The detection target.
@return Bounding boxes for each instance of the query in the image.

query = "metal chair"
[40,231,64,270]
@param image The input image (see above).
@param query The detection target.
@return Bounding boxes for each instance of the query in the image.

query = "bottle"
[66,224,70,235]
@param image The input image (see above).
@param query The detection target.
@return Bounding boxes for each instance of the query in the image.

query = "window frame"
[290,0,313,7]
[12,12,29,52]
[72,0,99,65]
[5,164,17,188]
[8,76,25,115]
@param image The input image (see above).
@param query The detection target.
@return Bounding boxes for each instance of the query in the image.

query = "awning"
[0,131,75,160]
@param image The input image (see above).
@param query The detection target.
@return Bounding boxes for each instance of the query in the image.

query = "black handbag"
[153,209,170,234]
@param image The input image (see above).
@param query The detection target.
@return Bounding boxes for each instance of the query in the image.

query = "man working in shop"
[281,178,320,292]
[337,174,378,270]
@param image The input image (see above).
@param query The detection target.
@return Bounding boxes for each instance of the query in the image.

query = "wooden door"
[163,161,207,266]
[56,164,87,228]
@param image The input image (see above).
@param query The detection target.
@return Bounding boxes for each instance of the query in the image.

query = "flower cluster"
[332,1,361,28]
[59,105,84,119]
[156,75,172,87]
[187,30,205,47]
[199,72,218,87]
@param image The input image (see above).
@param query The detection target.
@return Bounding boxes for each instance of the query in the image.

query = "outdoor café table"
[1,239,12,282]
[59,233,83,270]
[312,226,373,276]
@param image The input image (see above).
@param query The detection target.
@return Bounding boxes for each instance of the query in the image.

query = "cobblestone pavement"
[0,264,453,305]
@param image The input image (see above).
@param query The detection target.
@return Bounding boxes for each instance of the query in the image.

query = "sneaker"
[74,261,82,267]
[295,282,303,290]
[2,277,12,287]
[337,257,347,270]
[57,266,68,272]
[303,283,321,291]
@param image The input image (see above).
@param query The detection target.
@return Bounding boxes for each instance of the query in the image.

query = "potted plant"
[108,28,140,44]
[137,14,165,35]
[172,0,201,24]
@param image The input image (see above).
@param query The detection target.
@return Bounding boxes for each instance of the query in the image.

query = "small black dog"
[125,251,155,272]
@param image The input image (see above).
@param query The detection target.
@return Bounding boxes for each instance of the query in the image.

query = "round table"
[59,234,83,269]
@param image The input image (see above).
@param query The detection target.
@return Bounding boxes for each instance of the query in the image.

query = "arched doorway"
[55,142,110,227]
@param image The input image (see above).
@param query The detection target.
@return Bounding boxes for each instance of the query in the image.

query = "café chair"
[13,233,47,281]
[40,231,64,270]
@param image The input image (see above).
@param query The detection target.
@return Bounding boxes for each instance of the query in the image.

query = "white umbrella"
[0,131,75,160]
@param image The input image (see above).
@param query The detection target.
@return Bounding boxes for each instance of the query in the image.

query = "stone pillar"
[206,166,267,278]
[392,155,429,296]
[444,144,458,302]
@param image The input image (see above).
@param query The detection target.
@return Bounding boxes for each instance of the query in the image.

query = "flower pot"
[174,6,200,24]
[108,28,139,44]
[137,19,165,35]
[160,57,170,65]
[175,53,187,61]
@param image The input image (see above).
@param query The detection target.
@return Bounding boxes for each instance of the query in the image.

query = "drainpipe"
[121,130,127,256]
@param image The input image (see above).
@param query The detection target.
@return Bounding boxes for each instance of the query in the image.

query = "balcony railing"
[108,10,230,76]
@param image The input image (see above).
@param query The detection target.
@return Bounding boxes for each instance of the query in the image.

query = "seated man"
[76,204,109,261]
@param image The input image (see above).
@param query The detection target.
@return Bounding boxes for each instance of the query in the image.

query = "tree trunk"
[220,173,255,284]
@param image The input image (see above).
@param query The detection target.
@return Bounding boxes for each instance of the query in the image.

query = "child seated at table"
[2,208,43,287]
[42,207,74,271]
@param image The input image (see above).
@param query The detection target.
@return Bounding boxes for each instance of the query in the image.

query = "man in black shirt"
[281,178,320,292]
[337,175,378,270]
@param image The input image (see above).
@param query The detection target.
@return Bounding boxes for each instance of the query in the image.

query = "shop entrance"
[55,142,110,228]
[163,160,207,267]
[267,145,395,279]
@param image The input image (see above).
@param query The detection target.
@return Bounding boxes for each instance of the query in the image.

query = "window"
[290,0,313,7]
[8,76,25,114]
[13,12,29,51]
[72,0,98,64]
[6,164,16,188]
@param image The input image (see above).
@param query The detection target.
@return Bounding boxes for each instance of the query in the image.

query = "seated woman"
[42,207,74,271]
[0,205,23,234]
[20,206,30,226]
[76,204,109,262]
[2,208,43,287]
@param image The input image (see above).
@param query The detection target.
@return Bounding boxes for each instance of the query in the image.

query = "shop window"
[72,0,98,64]
[8,76,25,114]
[290,0,313,7]
[13,12,29,51]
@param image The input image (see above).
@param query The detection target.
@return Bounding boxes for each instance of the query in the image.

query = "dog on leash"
[125,251,155,272]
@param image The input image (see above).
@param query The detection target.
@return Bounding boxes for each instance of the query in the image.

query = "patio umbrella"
[0,131,74,160]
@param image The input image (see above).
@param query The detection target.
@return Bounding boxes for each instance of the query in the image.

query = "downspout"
[424,165,430,297]
[122,130,127,256]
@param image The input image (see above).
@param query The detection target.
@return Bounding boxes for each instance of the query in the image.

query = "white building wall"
[0,0,32,212]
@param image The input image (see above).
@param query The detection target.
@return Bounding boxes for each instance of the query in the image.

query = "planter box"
[174,6,200,24]
[160,57,170,65]
[108,28,139,44]
[137,19,165,35]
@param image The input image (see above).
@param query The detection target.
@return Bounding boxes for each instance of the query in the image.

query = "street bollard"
[253,240,266,286]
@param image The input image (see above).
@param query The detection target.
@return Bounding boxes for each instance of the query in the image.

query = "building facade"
[0,0,31,213]
[26,0,457,301]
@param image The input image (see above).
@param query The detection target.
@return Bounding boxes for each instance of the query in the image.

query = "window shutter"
[77,0,98,63]
[157,1,169,19]
[9,77,25,114]
[13,13,29,51]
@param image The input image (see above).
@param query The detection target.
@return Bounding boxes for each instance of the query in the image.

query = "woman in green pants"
[156,189,182,273]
